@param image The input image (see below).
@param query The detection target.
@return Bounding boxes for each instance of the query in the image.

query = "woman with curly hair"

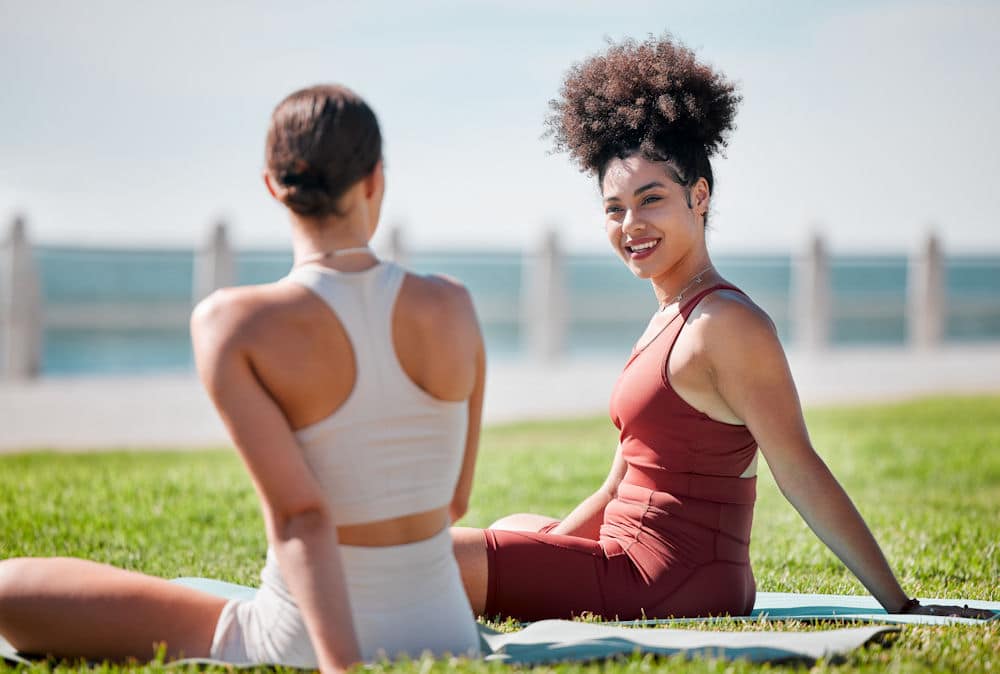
[451,35,989,622]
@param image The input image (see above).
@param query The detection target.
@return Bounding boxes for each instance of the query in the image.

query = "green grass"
[1,395,998,672]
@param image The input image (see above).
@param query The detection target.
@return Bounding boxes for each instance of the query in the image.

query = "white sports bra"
[285,261,469,525]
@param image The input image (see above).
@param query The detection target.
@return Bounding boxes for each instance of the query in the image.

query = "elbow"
[272,502,335,545]
[773,452,830,492]
[449,497,469,523]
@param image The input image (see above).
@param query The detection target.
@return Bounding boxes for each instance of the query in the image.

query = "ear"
[263,171,280,199]
[363,159,385,200]
[691,177,710,217]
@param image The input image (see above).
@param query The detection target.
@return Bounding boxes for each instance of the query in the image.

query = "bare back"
[248,270,480,428]
[194,262,484,545]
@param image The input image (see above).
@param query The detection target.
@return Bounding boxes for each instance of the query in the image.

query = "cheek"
[605,226,630,262]
[648,203,676,220]
[605,221,621,244]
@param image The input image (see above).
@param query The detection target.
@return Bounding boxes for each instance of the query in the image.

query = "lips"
[624,238,660,259]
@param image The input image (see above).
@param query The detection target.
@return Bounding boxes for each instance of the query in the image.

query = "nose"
[621,208,643,235]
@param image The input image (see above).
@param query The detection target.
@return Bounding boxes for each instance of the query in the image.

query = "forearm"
[451,341,485,525]
[551,489,612,539]
[272,509,361,672]
[779,457,908,612]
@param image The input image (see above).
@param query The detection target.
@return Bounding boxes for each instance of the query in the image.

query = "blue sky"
[1,0,998,253]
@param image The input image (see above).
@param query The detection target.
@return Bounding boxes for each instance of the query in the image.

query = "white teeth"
[628,240,657,252]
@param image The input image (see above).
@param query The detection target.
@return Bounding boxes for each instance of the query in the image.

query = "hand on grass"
[905,602,996,620]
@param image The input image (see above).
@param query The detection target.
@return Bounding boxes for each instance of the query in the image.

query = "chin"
[617,253,648,279]
[627,263,655,279]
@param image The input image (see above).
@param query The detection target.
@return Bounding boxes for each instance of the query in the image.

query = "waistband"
[265,526,453,569]
[623,467,757,504]
[337,526,454,571]
[262,527,456,597]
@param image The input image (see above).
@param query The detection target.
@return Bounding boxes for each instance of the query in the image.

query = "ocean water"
[13,247,1000,376]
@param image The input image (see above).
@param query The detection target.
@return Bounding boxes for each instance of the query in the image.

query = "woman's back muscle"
[227,270,479,432]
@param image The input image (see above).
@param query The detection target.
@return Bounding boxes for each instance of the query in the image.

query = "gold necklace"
[295,246,374,267]
[657,265,714,313]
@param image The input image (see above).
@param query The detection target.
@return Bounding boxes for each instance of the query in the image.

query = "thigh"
[0,557,226,661]
[484,529,624,622]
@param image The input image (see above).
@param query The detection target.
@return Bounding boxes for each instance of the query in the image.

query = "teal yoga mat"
[0,620,896,668]
[1,578,995,667]
[621,591,1000,627]
[170,578,999,626]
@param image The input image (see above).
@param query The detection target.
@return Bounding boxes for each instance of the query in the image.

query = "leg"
[471,528,615,622]
[0,557,226,661]
[450,528,488,614]
[489,513,559,532]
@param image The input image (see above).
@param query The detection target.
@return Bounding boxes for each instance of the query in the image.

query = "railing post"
[793,232,830,351]
[384,223,406,265]
[193,220,234,303]
[0,215,43,379]
[521,228,566,361]
[908,232,944,349]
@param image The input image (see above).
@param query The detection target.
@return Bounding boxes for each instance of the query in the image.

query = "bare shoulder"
[689,288,782,363]
[191,282,306,350]
[392,270,483,399]
[693,288,776,335]
[400,271,477,321]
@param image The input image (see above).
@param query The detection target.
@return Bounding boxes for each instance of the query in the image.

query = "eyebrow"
[604,181,666,202]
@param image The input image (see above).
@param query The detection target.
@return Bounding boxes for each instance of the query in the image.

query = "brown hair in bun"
[266,84,382,217]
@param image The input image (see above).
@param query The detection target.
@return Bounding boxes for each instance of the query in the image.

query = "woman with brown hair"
[451,34,990,623]
[0,85,485,672]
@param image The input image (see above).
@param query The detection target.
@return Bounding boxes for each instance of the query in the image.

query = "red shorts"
[483,480,756,621]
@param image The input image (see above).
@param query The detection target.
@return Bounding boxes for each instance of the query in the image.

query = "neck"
[289,210,376,271]
[650,254,716,308]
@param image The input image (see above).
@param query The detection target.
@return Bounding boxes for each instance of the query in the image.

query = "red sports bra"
[609,284,758,489]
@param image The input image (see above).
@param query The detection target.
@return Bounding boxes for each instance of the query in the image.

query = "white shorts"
[210,528,481,666]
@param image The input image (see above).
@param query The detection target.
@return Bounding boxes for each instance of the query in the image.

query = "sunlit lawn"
[1,395,998,672]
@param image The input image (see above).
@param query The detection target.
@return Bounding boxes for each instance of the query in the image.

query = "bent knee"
[0,557,65,608]
[0,558,33,600]
[489,513,557,532]
[0,557,36,627]
[488,514,523,529]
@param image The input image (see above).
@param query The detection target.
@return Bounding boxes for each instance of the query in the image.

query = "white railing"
[0,214,985,380]
[1,217,42,378]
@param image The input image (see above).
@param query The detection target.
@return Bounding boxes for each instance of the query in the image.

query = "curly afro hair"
[546,34,740,196]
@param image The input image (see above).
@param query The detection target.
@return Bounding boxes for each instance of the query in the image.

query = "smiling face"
[601,155,710,282]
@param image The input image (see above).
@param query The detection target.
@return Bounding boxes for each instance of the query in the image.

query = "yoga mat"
[3,577,995,668]
[0,636,26,666]
[615,591,1000,627]
[0,617,896,668]
[171,578,1000,626]
[476,620,895,665]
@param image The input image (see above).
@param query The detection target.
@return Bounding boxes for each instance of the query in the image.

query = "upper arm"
[191,293,328,530]
[438,281,486,520]
[451,333,485,521]
[702,299,820,491]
